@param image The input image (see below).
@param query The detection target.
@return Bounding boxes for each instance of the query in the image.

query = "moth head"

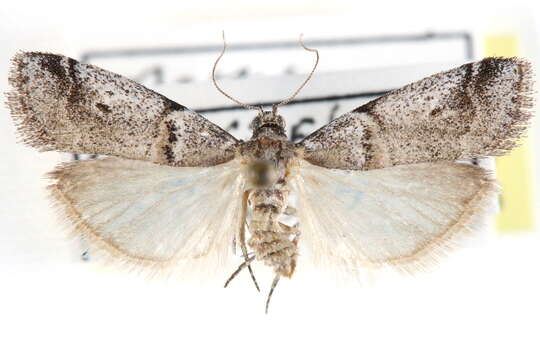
[250,111,286,138]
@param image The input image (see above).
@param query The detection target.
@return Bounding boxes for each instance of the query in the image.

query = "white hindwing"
[49,157,245,277]
[290,160,498,274]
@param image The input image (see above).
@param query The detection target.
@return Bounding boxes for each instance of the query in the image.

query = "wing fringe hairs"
[46,158,244,281]
[385,174,499,274]
[293,162,500,277]
[474,57,535,154]
[509,58,536,140]
[48,183,175,278]
[6,52,34,147]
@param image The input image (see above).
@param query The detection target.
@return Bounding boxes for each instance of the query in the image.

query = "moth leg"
[265,274,281,314]
[231,190,260,292]
[224,255,256,289]
[244,258,260,292]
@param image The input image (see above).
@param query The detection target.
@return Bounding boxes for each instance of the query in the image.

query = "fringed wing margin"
[290,160,498,277]
[299,57,534,170]
[7,52,238,167]
[47,157,245,280]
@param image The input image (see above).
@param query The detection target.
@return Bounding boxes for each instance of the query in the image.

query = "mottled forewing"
[299,58,533,170]
[7,52,238,167]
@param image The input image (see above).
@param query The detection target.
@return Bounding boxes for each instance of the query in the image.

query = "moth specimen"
[7,39,533,313]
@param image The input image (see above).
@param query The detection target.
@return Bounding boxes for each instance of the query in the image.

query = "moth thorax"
[247,160,279,187]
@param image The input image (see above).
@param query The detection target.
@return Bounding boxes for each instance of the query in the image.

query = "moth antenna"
[272,34,319,113]
[212,31,263,113]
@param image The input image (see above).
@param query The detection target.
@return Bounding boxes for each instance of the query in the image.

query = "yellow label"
[485,35,534,231]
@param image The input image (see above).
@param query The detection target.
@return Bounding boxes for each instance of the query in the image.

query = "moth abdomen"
[247,188,299,278]
[249,230,298,278]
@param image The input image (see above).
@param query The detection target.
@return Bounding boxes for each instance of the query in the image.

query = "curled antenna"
[212,31,263,113]
[272,34,319,113]
[212,32,319,114]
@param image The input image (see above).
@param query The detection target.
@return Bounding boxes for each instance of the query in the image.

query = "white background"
[1,1,539,359]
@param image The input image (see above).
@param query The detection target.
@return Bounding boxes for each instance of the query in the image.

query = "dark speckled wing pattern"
[299,58,533,170]
[7,52,238,167]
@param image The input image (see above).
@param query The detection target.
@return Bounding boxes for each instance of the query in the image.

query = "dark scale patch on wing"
[464,61,474,82]
[158,98,187,144]
[67,57,84,105]
[163,145,175,163]
[353,95,380,114]
[168,132,178,143]
[475,58,504,92]
[40,54,66,79]
[352,98,389,135]
[163,98,186,114]
[360,127,374,166]
[165,120,178,143]
[365,106,387,132]
[67,58,78,82]
[430,107,442,117]
[453,63,474,109]
[96,103,111,113]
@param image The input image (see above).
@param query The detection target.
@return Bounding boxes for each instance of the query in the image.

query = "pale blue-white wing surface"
[49,157,245,276]
[290,160,497,274]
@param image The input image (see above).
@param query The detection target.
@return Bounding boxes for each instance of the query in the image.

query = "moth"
[7,38,533,313]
